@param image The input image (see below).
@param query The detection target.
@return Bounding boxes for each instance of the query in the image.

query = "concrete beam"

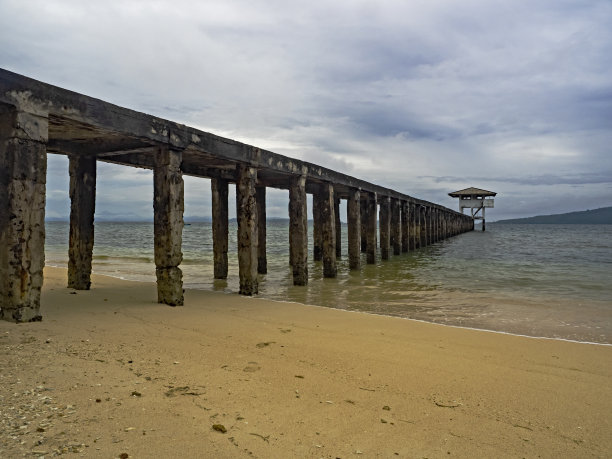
[256,186,267,274]
[335,196,341,258]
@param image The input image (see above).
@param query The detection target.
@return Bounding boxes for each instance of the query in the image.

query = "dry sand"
[1,267,611,458]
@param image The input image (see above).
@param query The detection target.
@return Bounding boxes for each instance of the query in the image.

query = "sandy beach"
[1,267,611,458]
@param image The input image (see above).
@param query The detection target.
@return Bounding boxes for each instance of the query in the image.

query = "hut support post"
[153,147,184,306]
[0,104,48,322]
[321,183,337,278]
[289,175,308,285]
[347,188,361,270]
[212,177,229,279]
[68,154,96,290]
[236,165,258,295]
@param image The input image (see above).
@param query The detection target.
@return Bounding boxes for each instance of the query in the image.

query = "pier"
[0,69,473,322]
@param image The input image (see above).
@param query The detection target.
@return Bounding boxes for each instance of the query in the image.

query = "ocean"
[45,222,612,344]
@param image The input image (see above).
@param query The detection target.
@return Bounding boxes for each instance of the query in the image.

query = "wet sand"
[1,267,611,458]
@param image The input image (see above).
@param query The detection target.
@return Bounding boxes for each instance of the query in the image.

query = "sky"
[1,0,611,221]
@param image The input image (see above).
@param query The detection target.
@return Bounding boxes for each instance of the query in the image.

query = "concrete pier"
[347,189,361,270]
[211,177,229,279]
[0,104,47,322]
[0,69,475,322]
[236,165,258,295]
[68,154,96,290]
[366,193,377,264]
[360,199,368,253]
[401,201,409,253]
[379,196,391,260]
[256,186,267,274]
[320,183,337,278]
[153,147,184,306]
[334,197,341,259]
[289,176,308,285]
[391,198,401,256]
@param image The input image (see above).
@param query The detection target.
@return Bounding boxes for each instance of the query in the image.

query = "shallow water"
[45,222,612,344]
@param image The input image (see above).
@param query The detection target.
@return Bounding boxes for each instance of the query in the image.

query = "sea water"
[45,222,612,344]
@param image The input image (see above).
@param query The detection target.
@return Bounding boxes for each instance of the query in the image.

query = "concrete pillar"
[366,193,377,264]
[289,175,308,285]
[419,206,427,248]
[154,147,184,306]
[236,165,258,295]
[211,177,228,279]
[0,105,48,322]
[68,154,96,290]
[312,186,323,261]
[256,186,267,274]
[379,196,391,260]
[347,188,361,270]
[401,201,409,253]
[320,183,337,278]
[360,198,368,253]
[391,198,401,256]
[334,196,341,258]
[432,208,439,243]
[409,202,417,250]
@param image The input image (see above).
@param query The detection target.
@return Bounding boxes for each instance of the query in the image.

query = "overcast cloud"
[1,0,611,220]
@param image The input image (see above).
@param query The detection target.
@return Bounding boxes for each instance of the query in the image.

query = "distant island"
[495,206,612,224]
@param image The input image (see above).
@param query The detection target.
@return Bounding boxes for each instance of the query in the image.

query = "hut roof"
[448,187,497,197]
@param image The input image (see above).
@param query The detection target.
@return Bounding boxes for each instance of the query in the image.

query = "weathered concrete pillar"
[419,206,427,248]
[211,177,229,279]
[256,186,267,274]
[334,196,341,258]
[68,154,96,290]
[347,188,361,270]
[320,183,337,278]
[289,175,308,285]
[379,196,391,260]
[312,186,323,261]
[154,147,184,306]
[0,104,48,322]
[432,208,439,243]
[366,193,377,264]
[391,198,401,256]
[401,201,409,253]
[409,202,417,250]
[360,198,368,253]
[236,165,258,295]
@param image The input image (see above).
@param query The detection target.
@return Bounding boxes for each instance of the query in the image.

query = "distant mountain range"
[495,206,612,224]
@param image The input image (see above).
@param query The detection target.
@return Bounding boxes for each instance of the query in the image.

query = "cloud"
[1,0,611,221]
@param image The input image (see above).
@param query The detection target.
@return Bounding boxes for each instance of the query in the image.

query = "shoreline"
[44,262,612,346]
[1,266,611,457]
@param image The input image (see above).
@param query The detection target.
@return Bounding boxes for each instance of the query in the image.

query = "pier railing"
[0,68,473,322]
